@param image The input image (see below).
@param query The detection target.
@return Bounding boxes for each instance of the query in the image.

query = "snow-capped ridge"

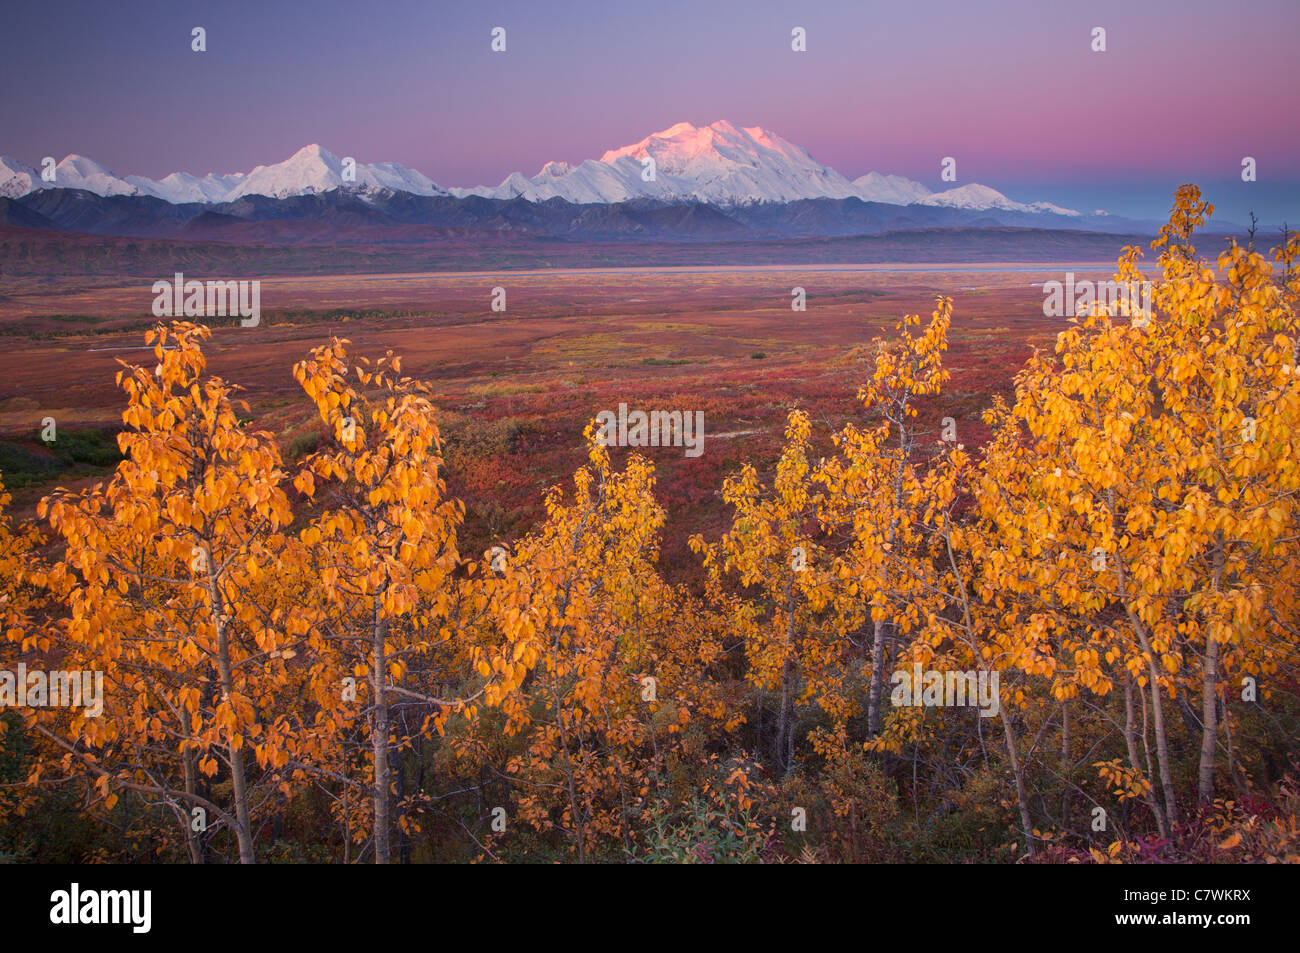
[224,144,446,201]
[0,145,446,203]
[0,125,1095,216]
[486,120,863,205]
[916,183,1080,216]
[0,156,42,199]
[129,171,247,204]
[52,155,142,197]
[853,172,933,205]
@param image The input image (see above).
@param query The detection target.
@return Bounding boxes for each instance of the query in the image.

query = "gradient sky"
[2,0,1298,225]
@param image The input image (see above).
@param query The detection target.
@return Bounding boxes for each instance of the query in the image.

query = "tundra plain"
[0,263,1131,572]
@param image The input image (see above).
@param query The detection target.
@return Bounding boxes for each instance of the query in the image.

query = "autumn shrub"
[802,725,903,862]
[635,794,771,864]
[285,427,323,462]
[1210,769,1300,863]
[632,755,778,864]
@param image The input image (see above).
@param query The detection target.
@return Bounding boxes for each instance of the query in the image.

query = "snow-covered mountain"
[0,145,446,204]
[454,120,863,205]
[129,171,248,204]
[916,183,1079,216]
[52,155,143,197]
[1,153,152,198]
[222,144,446,201]
[0,156,42,198]
[0,124,1090,216]
[852,172,933,205]
[455,122,1085,213]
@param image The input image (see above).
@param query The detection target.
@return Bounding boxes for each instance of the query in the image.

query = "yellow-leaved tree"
[816,299,953,736]
[691,410,856,774]
[292,338,537,863]
[460,430,732,860]
[33,323,324,863]
[975,187,1300,841]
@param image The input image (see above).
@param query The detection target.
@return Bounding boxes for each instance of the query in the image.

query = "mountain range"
[0,121,1181,241]
[3,121,1090,213]
[0,145,448,204]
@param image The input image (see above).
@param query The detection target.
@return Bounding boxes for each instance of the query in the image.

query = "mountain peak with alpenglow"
[456,120,860,205]
[597,120,825,174]
[456,120,1083,212]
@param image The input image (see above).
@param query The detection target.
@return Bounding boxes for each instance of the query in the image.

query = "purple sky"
[2,0,1298,222]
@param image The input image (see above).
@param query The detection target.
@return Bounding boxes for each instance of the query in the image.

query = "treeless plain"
[0,263,1143,571]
